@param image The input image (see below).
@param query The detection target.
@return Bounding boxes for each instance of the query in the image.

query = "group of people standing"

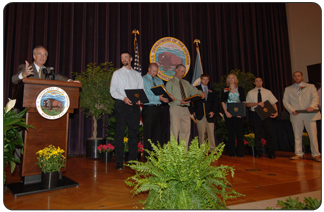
[110,52,321,170]
[13,47,321,171]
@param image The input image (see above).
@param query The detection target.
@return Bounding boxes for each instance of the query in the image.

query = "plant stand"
[86,138,105,159]
[102,152,113,162]
[7,175,78,198]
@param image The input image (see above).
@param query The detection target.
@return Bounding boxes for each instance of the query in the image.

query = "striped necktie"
[39,67,42,79]
[179,80,186,99]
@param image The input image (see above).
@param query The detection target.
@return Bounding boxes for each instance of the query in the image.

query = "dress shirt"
[201,84,208,100]
[143,74,164,105]
[166,76,201,106]
[110,66,144,101]
[246,87,278,111]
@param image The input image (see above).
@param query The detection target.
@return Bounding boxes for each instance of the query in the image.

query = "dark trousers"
[252,112,275,156]
[225,117,244,156]
[114,100,140,164]
[142,105,164,158]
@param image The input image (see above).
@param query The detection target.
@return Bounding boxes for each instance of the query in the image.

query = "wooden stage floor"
[3,151,322,210]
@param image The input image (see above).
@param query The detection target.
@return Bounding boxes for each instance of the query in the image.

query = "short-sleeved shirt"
[246,87,278,111]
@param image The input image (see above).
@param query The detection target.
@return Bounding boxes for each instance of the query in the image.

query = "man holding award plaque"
[142,63,174,159]
[246,77,278,159]
[166,64,205,147]
[283,71,321,162]
[110,51,144,170]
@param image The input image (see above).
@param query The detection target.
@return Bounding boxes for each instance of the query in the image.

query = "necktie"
[297,85,301,95]
[39,67,42,79]
[152,77,157,87]
[179,80,186,99]
[204,86,208,100]
[257,89,262,102]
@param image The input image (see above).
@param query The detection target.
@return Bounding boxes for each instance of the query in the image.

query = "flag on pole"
[132,29,141,74]
[132,29,143,125]
[190,39,203,124]
[191,39,203,86]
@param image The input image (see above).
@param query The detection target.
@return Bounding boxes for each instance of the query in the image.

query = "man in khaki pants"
[166,64,205,147]
[192,74,217,152]
[283,71,321,162]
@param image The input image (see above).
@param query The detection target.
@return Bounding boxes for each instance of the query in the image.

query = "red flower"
[224,88,230,92]
[137,142,144,152]
[261,138,267,146]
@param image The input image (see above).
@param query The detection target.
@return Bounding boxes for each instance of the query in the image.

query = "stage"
[4,151,321,209]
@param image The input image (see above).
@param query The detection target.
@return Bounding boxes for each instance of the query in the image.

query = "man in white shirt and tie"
[283,71,321,162]
[110,51,144,170]
[246,77,278,159]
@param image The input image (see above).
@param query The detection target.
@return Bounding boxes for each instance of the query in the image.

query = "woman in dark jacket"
[221,73,246,157]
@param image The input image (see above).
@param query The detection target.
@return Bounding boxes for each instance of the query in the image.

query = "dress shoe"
[314,156,321,162]
[254,154,262,158]
[116,162,124,170]
[230,154,236,157]
[268,155,276,159]
[238,155,244,158]
[290,155,303,160]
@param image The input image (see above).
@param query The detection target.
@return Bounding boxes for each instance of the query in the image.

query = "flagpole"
[193,39,203,75]
[132,29,141,74]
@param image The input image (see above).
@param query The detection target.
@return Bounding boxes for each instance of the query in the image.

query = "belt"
[144,104,161,107]
[180,105,189,107]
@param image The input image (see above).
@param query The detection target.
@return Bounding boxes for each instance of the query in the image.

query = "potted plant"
[97,143,114,162]
[125,135,244,209]
[243,133,267,156]
[4,99,34,184]
[213,69,255,102]
[137,142,144,161]
[302,132,310,153]
[36,145,65,189]
[74,62,116,159]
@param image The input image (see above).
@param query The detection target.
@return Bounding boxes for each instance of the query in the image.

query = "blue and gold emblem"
[150,37,190,81]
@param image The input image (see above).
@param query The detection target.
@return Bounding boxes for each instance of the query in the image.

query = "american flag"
[133,39,141,74]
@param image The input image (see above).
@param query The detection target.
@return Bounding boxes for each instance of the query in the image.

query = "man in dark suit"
[192,73,217,152]
[12,45,79,109]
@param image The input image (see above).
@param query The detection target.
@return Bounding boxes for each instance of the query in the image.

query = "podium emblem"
[150,37,190,81]
[36,87,70,120]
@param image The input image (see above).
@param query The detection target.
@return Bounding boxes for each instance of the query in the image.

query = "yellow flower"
[124,137,129,143]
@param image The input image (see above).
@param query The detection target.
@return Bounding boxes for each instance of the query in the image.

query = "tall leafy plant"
[213,68,255,100]
[74,62,115,139]
[4,99,34,183]
[125,135,243,209]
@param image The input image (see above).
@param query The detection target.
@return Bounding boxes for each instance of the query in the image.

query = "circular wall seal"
[150,37,190,81]
[36,87,70,120]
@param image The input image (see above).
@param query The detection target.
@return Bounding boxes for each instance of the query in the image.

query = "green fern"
[125,135,244,209]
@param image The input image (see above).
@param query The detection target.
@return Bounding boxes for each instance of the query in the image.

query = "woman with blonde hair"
[221,73,246,157]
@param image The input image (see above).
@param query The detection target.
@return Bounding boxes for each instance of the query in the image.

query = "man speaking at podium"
[12,45,78,84]
[11,46,80,111]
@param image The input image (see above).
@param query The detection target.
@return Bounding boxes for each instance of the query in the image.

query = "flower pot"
[102,151,113,162]
[42,171,59,189]
[86,138,105,159]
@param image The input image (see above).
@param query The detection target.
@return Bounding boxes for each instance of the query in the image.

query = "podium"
[7,78,82,197]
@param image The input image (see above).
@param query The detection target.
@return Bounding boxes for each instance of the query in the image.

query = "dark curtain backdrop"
[4,3,292,155]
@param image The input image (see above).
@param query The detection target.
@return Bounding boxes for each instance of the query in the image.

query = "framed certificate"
[125,89,149,104]
[151,85,173,102]
[254,100,277,120]
[227,103,246,117]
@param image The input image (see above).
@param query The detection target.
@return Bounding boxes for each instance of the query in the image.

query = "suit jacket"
[283,82,321,121]
[192,85,218,122]
[11,63,69,110]
[12,63,68,84]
